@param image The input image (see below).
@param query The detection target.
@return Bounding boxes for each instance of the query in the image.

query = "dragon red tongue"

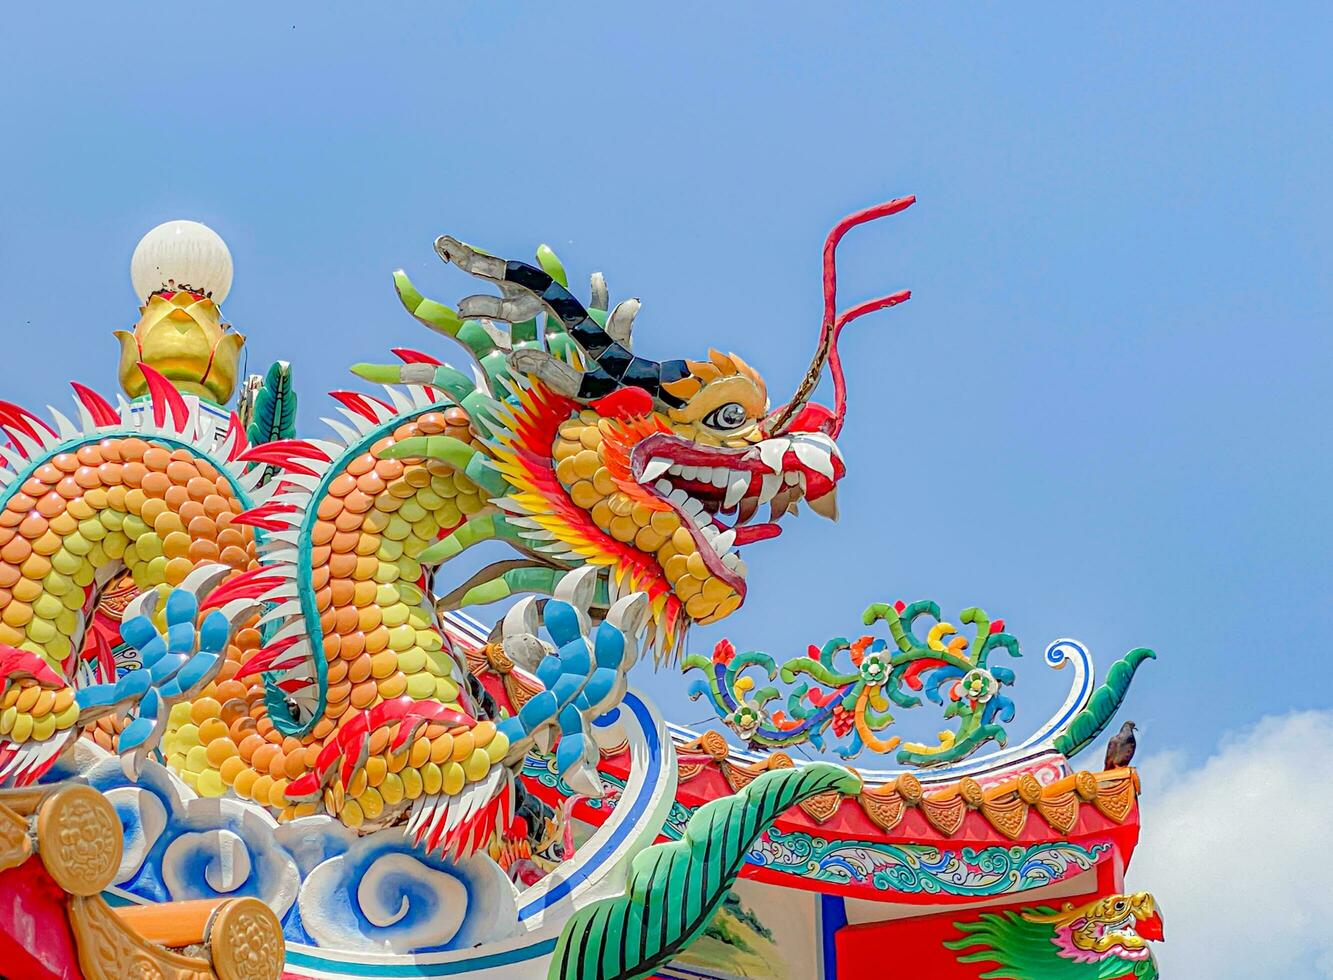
[733,523,781,546]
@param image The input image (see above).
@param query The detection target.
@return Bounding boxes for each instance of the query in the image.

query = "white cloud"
[1130,710,1333,979]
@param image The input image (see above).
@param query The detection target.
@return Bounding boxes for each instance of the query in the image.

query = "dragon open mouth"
[631,430,843,593]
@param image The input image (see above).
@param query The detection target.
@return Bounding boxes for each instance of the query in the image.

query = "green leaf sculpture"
[245,360,298,446]
[549,762,862,980]
[1053,647,1156,759]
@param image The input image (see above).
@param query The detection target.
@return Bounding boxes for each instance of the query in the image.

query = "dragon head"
[1024,891,1165,964]
[379,198,914,661]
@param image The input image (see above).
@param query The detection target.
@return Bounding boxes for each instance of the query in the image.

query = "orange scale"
[179,501,206,525]
[416,413,447,435]
[311,521,336,547]
[101,439,128,462]
[163,531,192,560]
[311,718,335,741]
[187,540,220,564]
[0,529,14,550]
[140,498,168,526]
[187,477,214,502]
[347,655,372,684]
[338,631,366,660]
[328,474,357,498]
[342,490,375,515]
[0,565,19,588]
[32,531,62,557]
[364,626,390,654]
[329,553,357,578]
[346,453,376,478]
[51,453,80,474]
[187,516,217,540]
[142,448,171,472]
[267,751,289,779]
[216,527,245,551]
[235,628,263,649]
[353,556,378,581]
[251,743,280,772]
[164,485,190,511]
[352,581,377,607]
[121,462,147,488]
[36,493,66,520]
[357,471,387,495]
[334,510,363,533]
[18,514,47,540]
[358,606,383,632]
[55,477,82,501]
[314,586,333,612]
[75,445,103,467]
[203,495,230,519]
[5,492,35,513]
[97,462,124,485]
[284,753,309,781]
[319,610,336,633]
[332,531,360,554]
[141,472,171,498]
[310,545,332,566]
[333,606,360,634]
[195,459,219,480]
[215,680,248,703]
[220,545,251,570]
[0,512,21,529]
[73,467,101,490]
[350,680,379,709]
[311,566,331,590]
[443,407,470,427]
[238,733,265,762]
[329,579,355,606]
[326,681,352,705]
[326,659,349,684]
[316,497,342,521]
[229,716,259,742]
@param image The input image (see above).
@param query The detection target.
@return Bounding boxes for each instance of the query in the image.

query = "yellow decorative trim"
[69,894,215,980]
[207,897,285,980]
[0,799,31,873]
[36,784,121,896]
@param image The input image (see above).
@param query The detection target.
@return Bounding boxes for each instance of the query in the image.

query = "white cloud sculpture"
[1130,710,1333,979]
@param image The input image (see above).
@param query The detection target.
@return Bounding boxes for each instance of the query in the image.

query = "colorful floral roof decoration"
[687,600,1026,766]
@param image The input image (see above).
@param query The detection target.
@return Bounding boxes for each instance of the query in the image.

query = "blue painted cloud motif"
[52,741,519,954]
[299,833,517,953]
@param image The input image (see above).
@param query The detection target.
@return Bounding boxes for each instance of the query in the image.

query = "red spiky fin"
[234,635,305,679]
[392,348,442,366]
[330,390,393,423]
[0,400,57,444]
[231,502,298,532]
[69,383,121,427]
[137,363,190,431]
[238,440,332,478]
[199,568,285,611]
[222,411,250,461]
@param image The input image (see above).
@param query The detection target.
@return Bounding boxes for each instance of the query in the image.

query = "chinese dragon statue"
[0,200,1163,980]
[0,203,920,976]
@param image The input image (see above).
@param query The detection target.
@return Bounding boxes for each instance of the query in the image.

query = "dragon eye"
[703,402,750,430]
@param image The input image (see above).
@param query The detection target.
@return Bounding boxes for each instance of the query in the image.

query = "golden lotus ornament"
[115,290,245,404]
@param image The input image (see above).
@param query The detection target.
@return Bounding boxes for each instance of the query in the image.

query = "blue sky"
[1,6,1328,776]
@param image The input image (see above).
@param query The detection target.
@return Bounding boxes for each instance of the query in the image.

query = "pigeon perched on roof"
[1104,720,1138,769]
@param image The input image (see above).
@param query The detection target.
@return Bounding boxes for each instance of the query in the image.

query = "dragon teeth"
[713,529,736,555]
[792,439,835,479]
[710,468,730,488]
[757,438,790,474]
[640,457,672,483]
[724,474,749,509]
[757,472,782,505]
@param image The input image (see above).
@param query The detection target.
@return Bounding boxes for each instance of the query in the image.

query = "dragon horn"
[436,236,689,408]
[768,196,916,437]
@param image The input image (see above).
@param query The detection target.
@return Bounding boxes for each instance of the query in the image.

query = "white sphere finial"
[130,219,234,304]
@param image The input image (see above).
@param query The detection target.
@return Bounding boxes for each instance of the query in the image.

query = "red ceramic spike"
[137,363,190,431]
[391,347,443,366]
[69,383,121,427]
[223,412,250,461]
[234,635,303,678]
